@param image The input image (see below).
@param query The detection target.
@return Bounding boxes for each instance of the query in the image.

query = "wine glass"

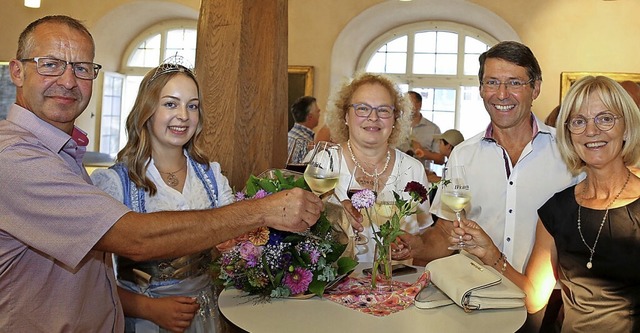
[346,163,376,247]
[286,138,314,173]
[304,141,341,196]
[373,174,399,226]
[440,165,473,250]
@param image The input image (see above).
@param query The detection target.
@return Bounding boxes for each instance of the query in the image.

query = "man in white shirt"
[398,41,578,333]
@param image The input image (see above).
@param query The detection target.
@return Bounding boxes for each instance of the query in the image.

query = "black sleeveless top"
[538,185,640,332]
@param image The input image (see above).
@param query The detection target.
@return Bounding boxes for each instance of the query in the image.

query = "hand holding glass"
[304,141,341,196]
[440,166,473,250]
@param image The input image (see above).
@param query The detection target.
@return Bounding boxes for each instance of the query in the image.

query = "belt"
[117,250,212,285]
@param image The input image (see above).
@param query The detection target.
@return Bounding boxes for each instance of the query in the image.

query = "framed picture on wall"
[560,71,640,103]
[287,65,314,130]
[1,62,16,120]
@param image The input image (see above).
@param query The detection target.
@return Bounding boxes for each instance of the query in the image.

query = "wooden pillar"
[195,0,288,189]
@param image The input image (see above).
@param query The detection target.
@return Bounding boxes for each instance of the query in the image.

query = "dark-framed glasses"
[481,79,534,92]
[349,103,396,119]
[566,112,622,134]
[20,57,102,80]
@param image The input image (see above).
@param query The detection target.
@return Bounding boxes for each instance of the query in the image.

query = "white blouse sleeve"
[90,168,125,203]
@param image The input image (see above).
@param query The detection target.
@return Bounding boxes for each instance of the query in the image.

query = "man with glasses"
[398,41,579,332]
[0,15,322,332]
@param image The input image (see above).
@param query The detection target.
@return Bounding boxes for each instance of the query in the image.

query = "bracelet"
[500,254,507,274]
[492,252,507,275]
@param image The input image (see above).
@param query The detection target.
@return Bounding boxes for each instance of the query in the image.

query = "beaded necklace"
[577,170,630,269]
[346,140,391,179]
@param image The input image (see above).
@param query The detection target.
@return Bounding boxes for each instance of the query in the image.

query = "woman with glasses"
[91,62,234,333]
[325,72,432,262]
[453,76,640,332]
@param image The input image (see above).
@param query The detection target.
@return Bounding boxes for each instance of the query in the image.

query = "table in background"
[218,264,526,333]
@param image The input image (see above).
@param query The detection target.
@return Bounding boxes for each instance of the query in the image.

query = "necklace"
[157,163,186,187]
[577,170,630,269]
[347,140,391,179]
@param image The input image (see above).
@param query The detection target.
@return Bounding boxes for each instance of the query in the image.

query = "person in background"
[287,95,321,163]
[0,15,322,332]
[91,62,233,332]
[402,91,443,168]
[325,72,431,262]
[394,41,579,332]
[454,76,640,332]
[425,129,465,184]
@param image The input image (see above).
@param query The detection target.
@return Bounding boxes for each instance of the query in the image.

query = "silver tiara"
[150,54,195,81]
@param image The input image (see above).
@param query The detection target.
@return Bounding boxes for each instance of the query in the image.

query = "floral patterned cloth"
[325,272,429,317]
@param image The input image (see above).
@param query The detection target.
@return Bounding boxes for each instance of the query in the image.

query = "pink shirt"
[0,105,130,332]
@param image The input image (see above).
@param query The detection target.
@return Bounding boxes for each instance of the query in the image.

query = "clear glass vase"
[371,243,393,292]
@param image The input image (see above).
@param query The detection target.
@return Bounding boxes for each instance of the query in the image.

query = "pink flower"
[283,267,313,295]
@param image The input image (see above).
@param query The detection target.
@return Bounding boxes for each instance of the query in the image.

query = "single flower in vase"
[351,181,430,290]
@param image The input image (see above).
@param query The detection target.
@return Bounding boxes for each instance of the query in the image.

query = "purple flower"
[309,248,321,264]
[238,241,261,267]
[350,189,376,210]
[253,189,270,199]
[283,267,313,295]
[234,191,246,201]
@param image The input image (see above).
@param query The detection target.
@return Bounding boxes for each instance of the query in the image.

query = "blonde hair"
[556,75,640,174]
[116,65,210,195]
[325,72,411,147]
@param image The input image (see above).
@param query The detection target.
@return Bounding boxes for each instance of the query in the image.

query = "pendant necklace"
[158,163,186,187]
[347,140,391,179]
[577,170,630,269]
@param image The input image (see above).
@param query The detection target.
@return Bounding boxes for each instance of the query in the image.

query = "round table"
[218,264,526,333]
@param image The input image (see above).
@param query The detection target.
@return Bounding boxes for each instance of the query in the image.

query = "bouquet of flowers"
[350,181,430,288]
[213,169,358,300]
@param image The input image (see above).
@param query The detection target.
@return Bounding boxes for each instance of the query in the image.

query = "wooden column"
[196,0,288,189]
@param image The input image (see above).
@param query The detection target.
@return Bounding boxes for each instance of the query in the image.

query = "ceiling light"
[24,0,41,8]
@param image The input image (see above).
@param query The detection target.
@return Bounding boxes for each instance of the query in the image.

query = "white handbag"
[421,253,526,312]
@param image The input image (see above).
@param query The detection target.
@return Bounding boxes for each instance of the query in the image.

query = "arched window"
[99,20,197,156]
[358,21,498,139]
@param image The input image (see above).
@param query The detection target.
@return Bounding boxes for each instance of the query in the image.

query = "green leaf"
[337,257,358,275]
[308,279,326,297]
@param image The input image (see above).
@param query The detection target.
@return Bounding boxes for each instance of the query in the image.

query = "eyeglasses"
[566,112,622,134]
[349,103,396,119]
[20,57,102,80]
[481,79,534,92]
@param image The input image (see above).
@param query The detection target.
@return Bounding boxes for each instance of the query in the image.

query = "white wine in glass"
[441,165,473,250]
[304,141,341,196]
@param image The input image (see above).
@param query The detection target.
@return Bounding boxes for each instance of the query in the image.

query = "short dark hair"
[290,96,317,123]
[408,91,422,103]
[478,41,541,88]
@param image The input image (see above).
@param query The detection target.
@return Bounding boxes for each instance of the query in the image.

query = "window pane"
[435,54,456,75]
[465,36,488,53]
[414,32,436,53]
[464,54,481,76]
[386,35,408,52]
[413,54,435,74]
[459,86,490,139]
[129,34,161,67]
[366,53,387,72]
[165,29,197,65]
[384,53,407,74]
[464,36,489,75]
[436,32,458,53]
